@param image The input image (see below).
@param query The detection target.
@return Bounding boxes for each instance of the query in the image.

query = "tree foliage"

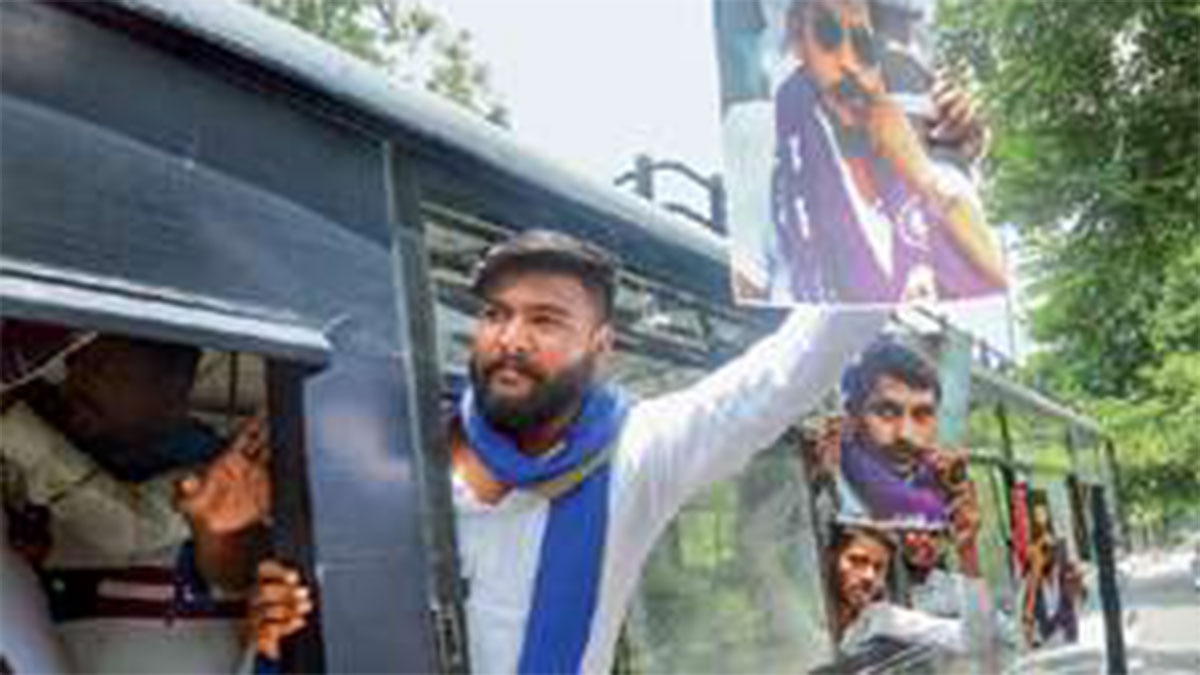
[245,0,508,125]
[938,0,1200,531]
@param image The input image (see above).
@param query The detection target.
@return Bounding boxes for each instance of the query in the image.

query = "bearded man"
[436,229,884,673]
[809,339,980,580]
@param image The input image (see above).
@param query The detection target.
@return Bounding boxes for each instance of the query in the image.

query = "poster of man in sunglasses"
[716,0,1007,306]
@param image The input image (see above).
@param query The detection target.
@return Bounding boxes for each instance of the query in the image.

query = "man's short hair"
[471,229,618,321]
[841,340,941,415]
[99,335,203,391]
[136,338,202,382]
[788,0,908,43]
[834,521,898,554]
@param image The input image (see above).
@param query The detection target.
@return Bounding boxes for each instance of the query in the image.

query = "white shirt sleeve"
[843,602,968,655]
[616,306,887,518]
[582,307,886,674]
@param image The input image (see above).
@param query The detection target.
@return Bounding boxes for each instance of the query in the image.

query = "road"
[1012,548,1200,674]
[1120,550,1200,654]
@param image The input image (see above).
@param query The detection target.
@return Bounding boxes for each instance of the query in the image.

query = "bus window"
[620,425,834,673]
[606,332,835,674]
[0,319,301,673]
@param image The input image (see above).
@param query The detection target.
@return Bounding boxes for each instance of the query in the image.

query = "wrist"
[189,516,259,545]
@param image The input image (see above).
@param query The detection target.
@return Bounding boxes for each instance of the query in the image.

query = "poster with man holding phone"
[716,0,1006,306]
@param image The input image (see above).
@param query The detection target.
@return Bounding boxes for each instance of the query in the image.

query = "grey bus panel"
[1,2,453,671]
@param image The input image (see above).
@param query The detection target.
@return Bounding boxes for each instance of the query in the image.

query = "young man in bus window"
[833,524,894,642]
[902,527,966,617]
[1021,503,1086,648]
[899,525,1006,651]
[828,522,974,661]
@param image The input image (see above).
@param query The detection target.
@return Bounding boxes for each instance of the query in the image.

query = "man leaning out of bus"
[266,228,888,672]
[0,330,309,672]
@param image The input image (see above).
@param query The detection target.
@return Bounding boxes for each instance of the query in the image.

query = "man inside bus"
[902,527,973,617]
[831,523,894,644]
[827,521,973,665]
[0,329,308,672]
[901,526,1020,652]
[1021,503,1086,648]
[243,229,887,672]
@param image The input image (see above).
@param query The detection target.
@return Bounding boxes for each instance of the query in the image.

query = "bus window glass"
[622,436,834,673]
[611,338,834,673]
[967,461,1020,626]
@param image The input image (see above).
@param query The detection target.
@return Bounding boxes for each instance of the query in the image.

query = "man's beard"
[904,545,940,577]
[841,577,877,614]
[878,439,922,477]
[823,75,874,157]
[469,352,597,434]
[852,423,922,478]
[833,75,874,114]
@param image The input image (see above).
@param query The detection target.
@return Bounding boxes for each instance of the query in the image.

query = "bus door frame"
[1,2,467,670]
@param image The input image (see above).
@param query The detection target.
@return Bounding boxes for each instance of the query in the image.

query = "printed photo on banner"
[799,337,988,668]
[714,0,1008,307]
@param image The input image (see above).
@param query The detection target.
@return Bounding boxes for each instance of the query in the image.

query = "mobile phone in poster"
[715,0,1008,307]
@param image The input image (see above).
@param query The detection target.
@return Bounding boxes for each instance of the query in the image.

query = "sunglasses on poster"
[812,5,880,68]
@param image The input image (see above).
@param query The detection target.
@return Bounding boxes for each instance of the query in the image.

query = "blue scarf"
[460,385,630,674]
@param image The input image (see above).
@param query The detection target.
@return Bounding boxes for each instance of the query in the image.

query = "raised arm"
[619,306,887,513]
[176,412,271,591]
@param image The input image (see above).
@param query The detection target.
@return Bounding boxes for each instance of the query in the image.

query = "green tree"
[938,0,1200,534]
[246,0,508,125]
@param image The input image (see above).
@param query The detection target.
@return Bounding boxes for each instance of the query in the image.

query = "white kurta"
[454,307,885,673]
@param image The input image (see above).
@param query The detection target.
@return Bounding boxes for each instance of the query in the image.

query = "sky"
[431,0,723,183]
[427,0,1030,361]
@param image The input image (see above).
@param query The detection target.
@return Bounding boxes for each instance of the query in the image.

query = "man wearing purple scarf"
[771,0,1007,303]
[823,341,980,574]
